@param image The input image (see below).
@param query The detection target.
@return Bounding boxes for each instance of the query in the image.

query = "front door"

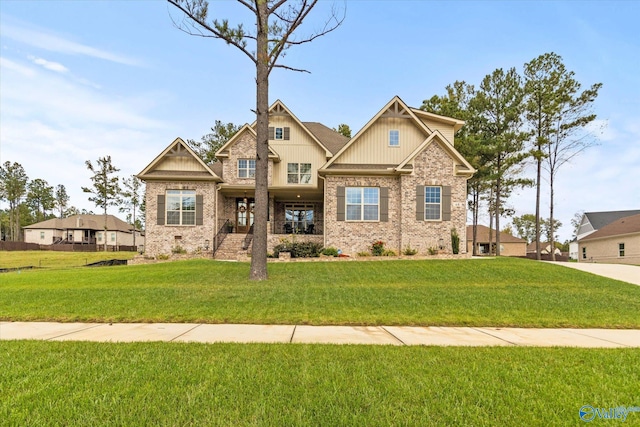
[236,198,255,233]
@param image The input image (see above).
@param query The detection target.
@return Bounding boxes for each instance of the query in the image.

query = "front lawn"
[0,250,137,269]
[2,258,639,328]
[1,341,638,426]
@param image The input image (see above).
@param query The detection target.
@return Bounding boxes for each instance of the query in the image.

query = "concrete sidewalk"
[1,322,639,347]
[545,261,640,286]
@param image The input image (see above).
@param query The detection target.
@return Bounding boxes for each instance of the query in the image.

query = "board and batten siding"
[337,118,428,165]
[154,155,204,173]
[417,117,456,145]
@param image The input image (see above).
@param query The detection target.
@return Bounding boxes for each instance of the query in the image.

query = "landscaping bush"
[371,240,385,256]
[321,246,339,257]
[451,228,460,255]
[403,246,418,256]
[273,241,323,258]
[383,249,397,256]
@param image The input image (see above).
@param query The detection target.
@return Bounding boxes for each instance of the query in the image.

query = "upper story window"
[287,163,312,184]
[166,190,196,225]
[238,159,256,179]
[346,187,379,221]
[389,130,399,147]
[269,126,290,140]
[619,243,625,257]
[425,186,441,220]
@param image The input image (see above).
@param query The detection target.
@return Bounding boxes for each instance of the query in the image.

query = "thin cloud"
[2,18,143,67]
[28,55,68,73]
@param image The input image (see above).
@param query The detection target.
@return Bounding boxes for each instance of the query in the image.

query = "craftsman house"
[138,97,475,258]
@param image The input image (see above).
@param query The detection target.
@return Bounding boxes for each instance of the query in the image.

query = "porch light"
[204,240,210,251]
[438,238,444,250]
[243,192,248,204]
[296,194,300,198]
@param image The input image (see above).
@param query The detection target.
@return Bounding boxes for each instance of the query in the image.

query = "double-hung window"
[238,159,256,178]
[287,163,312,184]
[166,190,196,225]
[389,130,399,147]
[346,187,379,221]
[619,243,625,257]
[425,186,441,220]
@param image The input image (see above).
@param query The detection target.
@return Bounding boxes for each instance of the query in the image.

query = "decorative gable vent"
[167,142,190,157]
[380,101,411,119]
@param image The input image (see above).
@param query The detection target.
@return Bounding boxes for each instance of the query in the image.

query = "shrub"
[322,246,339,257]
[273,241,322,258]
[356,251,371,257]
[157,254,170,260]
[403,246,418,256]
[451,228,460,255]
[427,247,438,255]
[371,240,385,256]
[383,249,397,256]
[171,245,187,254]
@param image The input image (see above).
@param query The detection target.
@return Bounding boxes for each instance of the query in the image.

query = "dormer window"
[389,130,399,147]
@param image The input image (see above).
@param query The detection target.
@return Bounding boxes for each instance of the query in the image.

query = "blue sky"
[1,0,639,241]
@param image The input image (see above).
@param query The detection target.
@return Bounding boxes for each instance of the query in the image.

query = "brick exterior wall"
[221,132,272,186]
[324,142,468,256]
[145,180,217,256]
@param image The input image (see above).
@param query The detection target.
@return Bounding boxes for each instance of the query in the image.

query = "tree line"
[0,157,144,243]
[420,52,601,259]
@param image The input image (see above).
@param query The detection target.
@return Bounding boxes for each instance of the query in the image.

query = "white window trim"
[345,187,379,222]
[424,186,442,221]
[389,129,400,147]
[238,159,256,179]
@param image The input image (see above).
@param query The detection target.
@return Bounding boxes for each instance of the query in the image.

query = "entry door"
[236,198,255,233]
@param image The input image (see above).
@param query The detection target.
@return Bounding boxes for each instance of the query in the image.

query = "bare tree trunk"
[549,174,556,261]
[472,190,479,256]
[249,0,270,281]
[495,179,501,257]
[535,152,542,260]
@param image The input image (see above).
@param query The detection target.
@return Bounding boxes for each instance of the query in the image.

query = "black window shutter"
[415,185,425,221]
[442,186,452,221]
[336,186,345,221]
[380,187,389,222]
[284,127,290,140]
[157,195,165,225]
[196,195,204,225]
[268,127,275,140]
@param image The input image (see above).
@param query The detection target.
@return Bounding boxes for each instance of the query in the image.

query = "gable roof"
[214,125,281,161]
[584,210,640,230]
[466,225,527,244]
[249,100,334,157]
[322,96,474,176]
[396,130,475,176]
[410,108,465,133]
[137,137,221,181]
[23,214,139,233]
[580,213,640,241]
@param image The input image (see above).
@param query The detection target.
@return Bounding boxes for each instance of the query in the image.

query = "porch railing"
[212,219,231,256]
[272,220,323,235]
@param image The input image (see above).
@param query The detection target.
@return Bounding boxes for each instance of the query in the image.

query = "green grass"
[0,250,136,269]
[1,257,639,328]
[1,341,639,426]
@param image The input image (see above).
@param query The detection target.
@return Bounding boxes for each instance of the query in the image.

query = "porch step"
[214,233,252,260]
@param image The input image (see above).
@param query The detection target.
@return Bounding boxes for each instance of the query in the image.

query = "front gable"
[137,138,221,182]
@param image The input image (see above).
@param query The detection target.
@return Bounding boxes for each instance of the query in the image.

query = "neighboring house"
[569,209,640,259]
[23,214,144,248]
[138,96,475,257]
[466,225,527,257]
[527,242,561,256]
[578,213,640,265]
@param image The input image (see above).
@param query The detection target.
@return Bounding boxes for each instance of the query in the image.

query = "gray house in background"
[570,210,640,259]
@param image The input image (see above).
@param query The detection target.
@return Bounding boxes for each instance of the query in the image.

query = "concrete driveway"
[545,262,640,286]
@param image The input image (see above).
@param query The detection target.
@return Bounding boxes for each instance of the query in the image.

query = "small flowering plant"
[371,240,385,256]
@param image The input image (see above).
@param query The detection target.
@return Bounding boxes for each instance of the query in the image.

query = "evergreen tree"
[0,161,28,241]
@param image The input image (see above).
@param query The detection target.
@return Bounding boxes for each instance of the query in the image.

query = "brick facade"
[145,180,218,256]
[324,142,468,256]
